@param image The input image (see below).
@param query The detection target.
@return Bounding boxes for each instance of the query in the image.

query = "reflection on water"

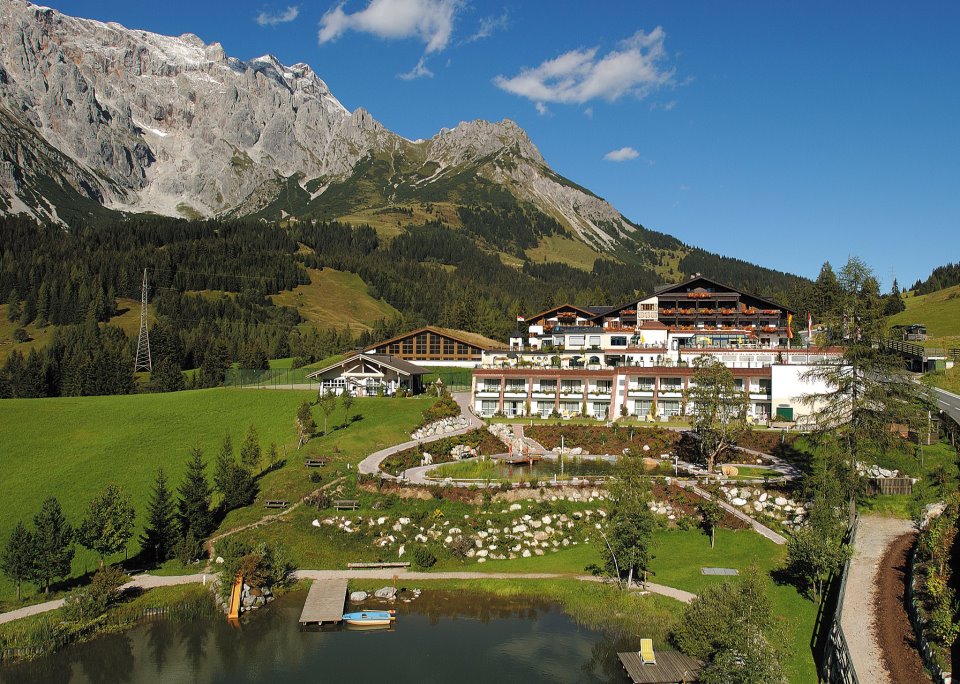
[2,591,636,684]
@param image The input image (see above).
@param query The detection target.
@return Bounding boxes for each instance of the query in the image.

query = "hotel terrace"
[471,274,839,423]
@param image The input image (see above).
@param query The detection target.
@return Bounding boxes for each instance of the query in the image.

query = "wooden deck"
[298,579,348,625]
[618,650,702,683]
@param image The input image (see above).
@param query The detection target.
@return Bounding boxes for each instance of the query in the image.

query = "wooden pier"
[298,579,348,626]
[495,453,543,465]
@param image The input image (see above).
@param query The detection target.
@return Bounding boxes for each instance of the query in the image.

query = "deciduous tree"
[78,485,136,566]
[296,401,316,448]
[688,356,748,473]
[240,425,262,473]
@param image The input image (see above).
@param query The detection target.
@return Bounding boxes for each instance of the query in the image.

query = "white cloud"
[465,11,508,43]
[583,107,593,118]
[256,5,299,26]
[318,0,462,53]
[604,146,640,162]
[398,56,434,80]
[494,27,674,105]
[535,102,549,116]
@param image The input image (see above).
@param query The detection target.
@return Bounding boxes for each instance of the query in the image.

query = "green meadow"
[0,388,432,606]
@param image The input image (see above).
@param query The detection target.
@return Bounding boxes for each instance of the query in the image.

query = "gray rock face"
[0,1,646,250]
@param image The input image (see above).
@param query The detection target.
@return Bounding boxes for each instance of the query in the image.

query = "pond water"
[435,456,618,482]
[2,591,639,684]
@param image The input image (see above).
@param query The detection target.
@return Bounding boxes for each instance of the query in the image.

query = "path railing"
[817,515,860,684]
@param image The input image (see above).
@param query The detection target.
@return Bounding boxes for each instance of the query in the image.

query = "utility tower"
[134,268,152,372]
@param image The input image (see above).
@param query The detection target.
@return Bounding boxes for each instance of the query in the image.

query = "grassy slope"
[270,267,399,332]
[0,389,432,603]
[889,284,960,342]
[525,233,605,271]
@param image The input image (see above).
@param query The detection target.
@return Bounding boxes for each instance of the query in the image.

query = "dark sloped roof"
[305,352,427,379]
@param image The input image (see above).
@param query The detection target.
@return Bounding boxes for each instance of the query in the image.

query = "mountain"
[0,1,802,296]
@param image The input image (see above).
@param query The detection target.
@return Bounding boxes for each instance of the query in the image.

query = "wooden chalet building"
[305,352,426,396]
[364,326,503,367]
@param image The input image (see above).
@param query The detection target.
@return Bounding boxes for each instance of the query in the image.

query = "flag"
[808,312,813,339]
[517,315,525,322]
[787,313,793,337]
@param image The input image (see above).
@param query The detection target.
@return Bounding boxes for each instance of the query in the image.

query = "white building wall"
[771,363,834,425]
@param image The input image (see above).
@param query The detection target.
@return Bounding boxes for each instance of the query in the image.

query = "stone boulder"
[350,591,368,602]
[374,586,398,599]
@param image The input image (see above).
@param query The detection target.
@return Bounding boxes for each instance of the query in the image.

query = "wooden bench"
[347,562,411,569]
[333,499,359,511]
[305,457,329,467]
[264,500,290,509]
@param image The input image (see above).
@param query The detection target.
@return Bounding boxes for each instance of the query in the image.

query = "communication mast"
[134,268,152,372]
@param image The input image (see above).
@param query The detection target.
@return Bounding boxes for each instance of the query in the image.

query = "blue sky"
[50,0,960,289]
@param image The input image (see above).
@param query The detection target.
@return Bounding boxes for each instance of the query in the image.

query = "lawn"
[270,267,399,332]
[649,528,817,684]
[0,388,432,605]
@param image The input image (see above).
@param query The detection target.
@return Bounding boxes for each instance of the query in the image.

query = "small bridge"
[882,339,956,372]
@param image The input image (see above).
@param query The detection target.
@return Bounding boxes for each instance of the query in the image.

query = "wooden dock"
[298,579,348,626]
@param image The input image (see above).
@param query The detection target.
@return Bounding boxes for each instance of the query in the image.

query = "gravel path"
[0,567,695,626]
[841,515,915,684]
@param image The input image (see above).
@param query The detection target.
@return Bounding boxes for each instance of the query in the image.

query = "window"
[568,335,585,347]
[592,402,609,419]
[634,399,652,415]
[594,380,612,394]
[589,335,601,347]
[443,339,455,355]
[661,400,681,416]
[481,400,498,416]
[561,380,582,394]
[635,377,655,391]
[610,336,627,347]
[402,339,413,354]
[506,380,526,393]
[482,380,501,392]
[660,378,683,392]
[429,335,441,355]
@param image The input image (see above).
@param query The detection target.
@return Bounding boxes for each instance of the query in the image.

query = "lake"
[2,590,638,683]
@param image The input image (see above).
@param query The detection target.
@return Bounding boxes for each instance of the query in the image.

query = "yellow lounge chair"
[640,638,656,665]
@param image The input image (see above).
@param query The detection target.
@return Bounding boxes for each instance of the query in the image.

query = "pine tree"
[240,425,262,473]
[6,288,22,322]
[800,257,921,518]
[177,447,213,539]
[140,469,177,564]
[1,521,36,601]
[31,497,74,593]
[149,356,185,393]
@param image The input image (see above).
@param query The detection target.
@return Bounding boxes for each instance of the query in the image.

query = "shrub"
[413,546,437,569]
[309,472,322,484]
[448,537,473,559]
[63,565,124,623]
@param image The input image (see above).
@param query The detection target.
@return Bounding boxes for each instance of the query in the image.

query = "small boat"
[342,610,396,627]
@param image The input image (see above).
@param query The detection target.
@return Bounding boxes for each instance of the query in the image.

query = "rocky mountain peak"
[430,118,544,167]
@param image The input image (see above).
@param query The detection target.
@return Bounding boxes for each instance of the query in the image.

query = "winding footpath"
[0,569,695,626]
[358,392,483,476]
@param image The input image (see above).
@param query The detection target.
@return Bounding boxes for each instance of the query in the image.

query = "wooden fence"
[818,516,861,684]
[867,477,914,496]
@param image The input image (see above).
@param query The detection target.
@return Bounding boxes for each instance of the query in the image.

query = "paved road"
[841,515,915,684]
[358,392,483,476]
[931,386,960,425]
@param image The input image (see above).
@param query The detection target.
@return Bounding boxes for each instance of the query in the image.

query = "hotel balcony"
[532,388,557,397]
[503,390,528,398]
[476,388,501,398]
[627,387,655,396]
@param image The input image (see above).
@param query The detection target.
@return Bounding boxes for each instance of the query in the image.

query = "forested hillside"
[0,214,810,398]
[911,261,960,296]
